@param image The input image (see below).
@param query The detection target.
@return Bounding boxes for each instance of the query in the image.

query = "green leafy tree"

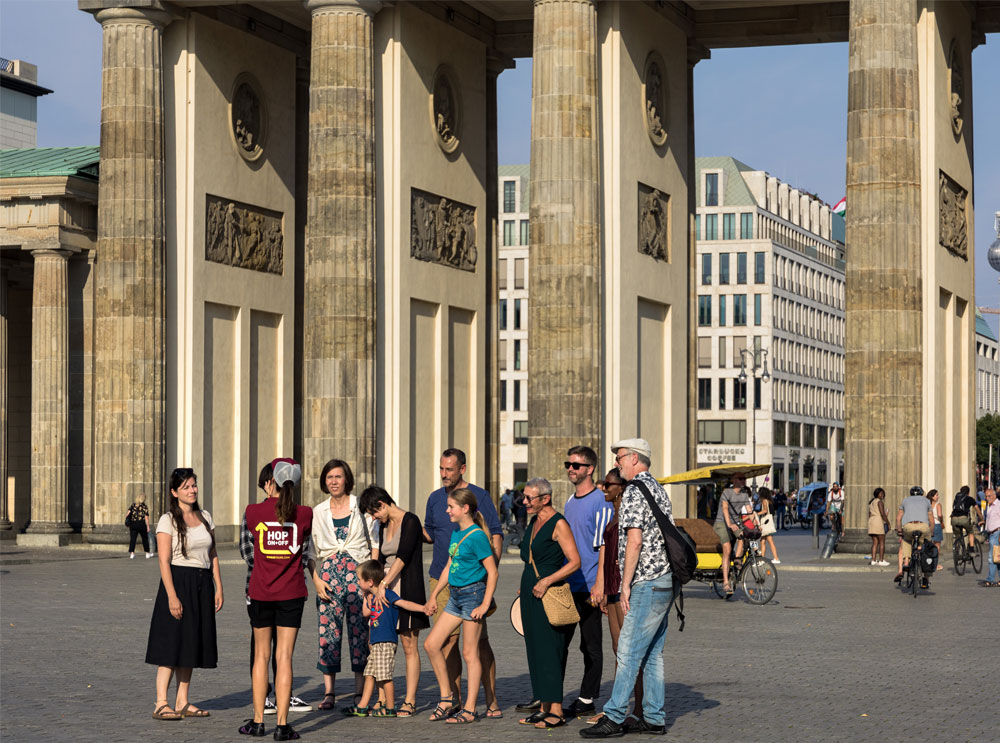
[975,413,1000,473]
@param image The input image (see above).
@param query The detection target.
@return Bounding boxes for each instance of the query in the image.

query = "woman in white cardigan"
[307,459,376,710]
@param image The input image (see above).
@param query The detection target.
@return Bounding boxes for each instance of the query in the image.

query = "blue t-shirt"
[425,483,503,579]
[564,487,615,592]
[368,589,401,644]
[447,525,493,587]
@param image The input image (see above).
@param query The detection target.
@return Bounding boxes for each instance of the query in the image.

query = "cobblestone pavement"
[1,542,997,743]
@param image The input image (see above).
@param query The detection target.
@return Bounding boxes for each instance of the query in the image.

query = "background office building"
[498,165,530,490]
[695,157,846,492]
[0,58,51,150]
[976,310,1000,418]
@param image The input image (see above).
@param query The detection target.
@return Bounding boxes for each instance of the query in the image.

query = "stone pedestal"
[26,249,72,535]
[302,0,380,501]
[88,5,169,540]
[528,0,602,505]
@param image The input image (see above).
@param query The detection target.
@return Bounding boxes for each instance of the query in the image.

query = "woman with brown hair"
[867,488,890,566]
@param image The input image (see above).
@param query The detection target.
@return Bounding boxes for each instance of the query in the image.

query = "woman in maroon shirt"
[240,459,313,741]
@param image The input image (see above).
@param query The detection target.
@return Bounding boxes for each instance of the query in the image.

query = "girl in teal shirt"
[423,488,498,724]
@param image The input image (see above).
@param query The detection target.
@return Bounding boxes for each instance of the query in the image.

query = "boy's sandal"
[178,703,210,718]
[397,701,417,717]
[318,693,337,711]
[534,713,567,729]
[485,706,503,719]
[152,704,183,721]
[519,710,547,725]
[446,709,479,724]
[429,698,456,722]
[341,705,371,717]
[371,702,396,718]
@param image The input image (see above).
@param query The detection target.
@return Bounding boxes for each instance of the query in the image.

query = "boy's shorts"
[364,641,397,681]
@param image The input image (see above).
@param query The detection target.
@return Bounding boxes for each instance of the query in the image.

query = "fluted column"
[302,0,380,500]
[527,0,602,506]
[28,249,72,534]
[842,0,921,551]
[90,6,169,538]
[0,277,10,530]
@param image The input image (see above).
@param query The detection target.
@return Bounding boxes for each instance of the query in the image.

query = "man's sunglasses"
[564,461,589,470]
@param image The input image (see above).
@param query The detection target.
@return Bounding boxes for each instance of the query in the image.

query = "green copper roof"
[976,310,997,342]
[695,156,758,208]
[0,146,100,180]
[499,163,529,211]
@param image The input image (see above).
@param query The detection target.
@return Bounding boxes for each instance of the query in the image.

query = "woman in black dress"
[359,485,429,717]
[518,477,581,729]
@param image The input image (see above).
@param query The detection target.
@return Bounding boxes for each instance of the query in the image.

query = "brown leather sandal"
[152,703,183,721]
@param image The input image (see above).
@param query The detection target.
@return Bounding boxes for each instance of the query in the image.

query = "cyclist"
[893,486,934,589]
[950,485,983,553]
[712,472,752,596]
[826,483,845,537]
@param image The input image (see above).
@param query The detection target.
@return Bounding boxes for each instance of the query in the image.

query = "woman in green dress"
[518,477,582,729]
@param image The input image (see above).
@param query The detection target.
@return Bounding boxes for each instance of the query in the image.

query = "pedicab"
[657,462,779,605]
[795,481,828,529]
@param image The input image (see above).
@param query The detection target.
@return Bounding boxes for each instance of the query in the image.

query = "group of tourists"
[142,439,681,740]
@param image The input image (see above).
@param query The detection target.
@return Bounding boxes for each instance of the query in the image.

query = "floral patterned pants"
[316,553,368,674]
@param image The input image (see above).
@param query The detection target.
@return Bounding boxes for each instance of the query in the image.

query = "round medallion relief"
[430,65,462,154]
[230,72,267,162]
[642,52,668,148]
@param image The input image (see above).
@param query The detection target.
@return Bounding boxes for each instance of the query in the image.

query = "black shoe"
[273,724,300,741]
[516,699,542,713]
[893,573,903,583]
[628,718,666,735]
[239,720,266,737]
[920,578,929,589]
[567,699,597,718]
[580,716,625,738]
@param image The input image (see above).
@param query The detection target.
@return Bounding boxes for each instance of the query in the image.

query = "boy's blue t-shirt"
[368,588,401,644]
[447,525,492,587]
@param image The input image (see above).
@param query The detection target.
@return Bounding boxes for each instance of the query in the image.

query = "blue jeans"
[602,574,675,726]
[988,530,999,584]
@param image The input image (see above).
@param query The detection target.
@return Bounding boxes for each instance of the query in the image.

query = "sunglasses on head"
[564,461,589,470]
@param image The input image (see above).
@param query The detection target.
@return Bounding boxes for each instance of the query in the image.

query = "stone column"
[27,249,72,535]
[527,0,602,506]
[89,5,170,539]
[841,0,921,553]
[302,0,380,500]
[0,277,10,530]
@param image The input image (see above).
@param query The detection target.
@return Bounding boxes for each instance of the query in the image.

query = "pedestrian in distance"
[980,489,1000,587]
[757,487,780,564]
[423,488,499,724]
[927,489,944,570]
[240,459,312,740]
[358,485,430,717]
[774,489,788,531]
[341,560,427,717]
[308,459,376,711]
[146,468,222,722]
[866,488,891,566]
[126,493,153,559]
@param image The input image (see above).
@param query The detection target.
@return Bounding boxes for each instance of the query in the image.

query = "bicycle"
[710,532,778,604]
[952,527,984,575]
[900,529,928,597]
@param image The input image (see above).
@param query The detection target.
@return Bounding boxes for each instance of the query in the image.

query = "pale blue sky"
[4,0,999,320]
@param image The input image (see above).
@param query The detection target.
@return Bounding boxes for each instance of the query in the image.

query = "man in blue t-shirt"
[422,448,503,715]
[561,445,614,719]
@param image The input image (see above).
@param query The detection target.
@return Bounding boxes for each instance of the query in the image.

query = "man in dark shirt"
[423,447,503,716]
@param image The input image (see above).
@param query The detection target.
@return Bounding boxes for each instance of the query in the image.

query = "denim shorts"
[444,581,486,621]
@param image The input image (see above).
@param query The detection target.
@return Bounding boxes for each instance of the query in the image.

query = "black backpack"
[630,478,698,631]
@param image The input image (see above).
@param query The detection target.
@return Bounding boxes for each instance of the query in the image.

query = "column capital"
[81,1,172,29]
[30,247,71,261]
[305,0,382,18]
[534,0,596,7]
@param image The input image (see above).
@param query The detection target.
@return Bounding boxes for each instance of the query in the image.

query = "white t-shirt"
[156,511,216,569]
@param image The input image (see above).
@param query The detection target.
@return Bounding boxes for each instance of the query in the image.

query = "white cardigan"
[309,495,376,564]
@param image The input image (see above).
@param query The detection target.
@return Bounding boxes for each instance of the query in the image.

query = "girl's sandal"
[445,709,479,724]
[371,702,397,718]
[397,701,416,718]
[318,693,337,711]
[341,705,371,717]
[429,698,456,722]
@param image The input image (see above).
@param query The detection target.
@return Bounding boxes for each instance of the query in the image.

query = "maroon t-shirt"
[246,499,313,602]
[602,517,621,597]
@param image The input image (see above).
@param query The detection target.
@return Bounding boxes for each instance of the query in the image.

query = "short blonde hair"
[134,493,146,505]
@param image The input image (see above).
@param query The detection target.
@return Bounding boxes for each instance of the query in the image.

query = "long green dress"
[520,512,575,704]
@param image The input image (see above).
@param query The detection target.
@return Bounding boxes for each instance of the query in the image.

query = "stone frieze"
[205,194,283,274]
[410,188,477,271]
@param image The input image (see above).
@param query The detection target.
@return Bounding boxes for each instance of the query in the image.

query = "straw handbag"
[528,524,580,627]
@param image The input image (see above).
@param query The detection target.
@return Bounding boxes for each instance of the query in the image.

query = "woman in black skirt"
[146,468,224,721]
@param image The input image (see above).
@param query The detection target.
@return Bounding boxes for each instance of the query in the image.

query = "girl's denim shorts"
[444,581,486,621]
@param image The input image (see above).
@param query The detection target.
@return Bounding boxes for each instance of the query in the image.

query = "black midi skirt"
[145,565,218,669]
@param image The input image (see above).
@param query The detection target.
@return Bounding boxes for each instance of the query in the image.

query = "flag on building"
[832,197,846,216]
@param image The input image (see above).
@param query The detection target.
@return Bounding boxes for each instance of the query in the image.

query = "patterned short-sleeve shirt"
[618,471,673,584]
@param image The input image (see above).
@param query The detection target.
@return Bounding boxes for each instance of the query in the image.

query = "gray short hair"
[525,477,552,499]
[635,452,651,467]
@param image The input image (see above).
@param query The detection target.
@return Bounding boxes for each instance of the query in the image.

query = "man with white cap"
[581,438,673,738]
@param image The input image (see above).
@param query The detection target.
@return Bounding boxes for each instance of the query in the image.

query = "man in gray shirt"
[894,486,933,585]
[713,473,752,594]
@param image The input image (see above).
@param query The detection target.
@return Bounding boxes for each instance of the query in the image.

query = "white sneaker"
[146,553,153,559]
[878,560,891,567]
[289,696,312,712]
[129,553,135,559]
[264,697,277,715]
[771,559,781,564]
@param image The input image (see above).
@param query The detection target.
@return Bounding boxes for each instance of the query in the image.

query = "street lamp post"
[739,347,770,491]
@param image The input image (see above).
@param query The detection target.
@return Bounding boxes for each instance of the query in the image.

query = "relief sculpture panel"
[410,188,477,272]
[938,170,968,261]
[205,194,283,274]
[638,183,669,262]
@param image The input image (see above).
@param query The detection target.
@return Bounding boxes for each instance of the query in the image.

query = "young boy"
[343,560,424,717]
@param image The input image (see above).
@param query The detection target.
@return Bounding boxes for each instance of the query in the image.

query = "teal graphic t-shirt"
[447,525,492,587]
